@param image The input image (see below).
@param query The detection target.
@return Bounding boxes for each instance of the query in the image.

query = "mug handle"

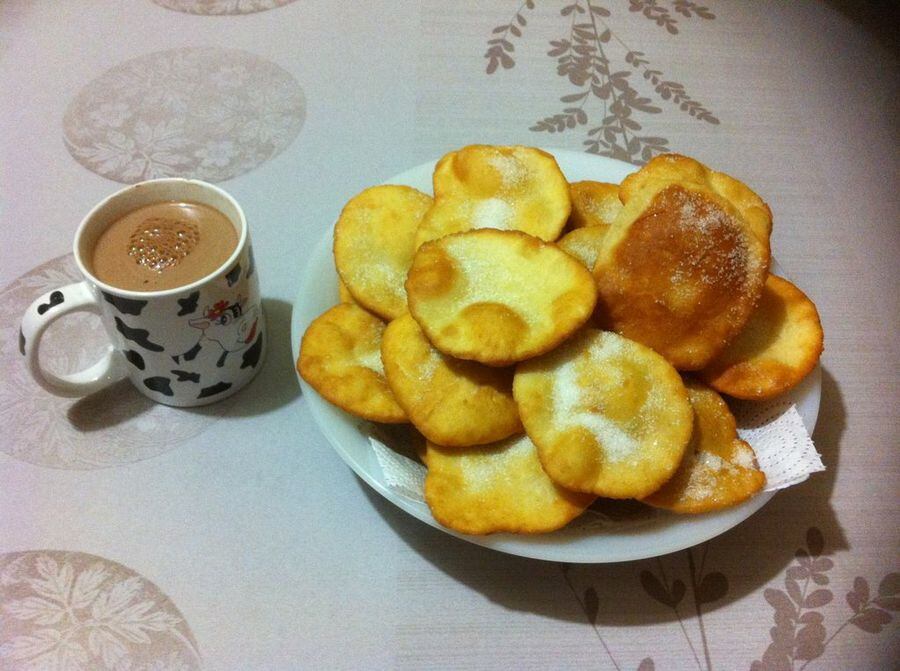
[20,281,127,397]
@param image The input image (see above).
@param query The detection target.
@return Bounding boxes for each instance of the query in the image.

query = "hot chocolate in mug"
[20,179,266,407]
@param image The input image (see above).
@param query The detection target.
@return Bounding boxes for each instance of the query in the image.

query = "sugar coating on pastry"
[334,184,433,320]
[567,181,623,230]
[642,378,766,513]
[406,229,598,366]
[514,329,693,498]
[423,435,596,535]
[381,313,522,447]
[619,153,772,244]
[414,145,571,248]
[595,182,770,370]
[298,303,407,423]
[699,275,824,400]
[557,225,609,270]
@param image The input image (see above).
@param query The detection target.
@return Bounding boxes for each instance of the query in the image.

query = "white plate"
[290,149,821,563]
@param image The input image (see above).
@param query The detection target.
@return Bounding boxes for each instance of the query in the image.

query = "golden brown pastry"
[642,378,766,513]
[594,155,771,370]
[423,435,596,535]
[557,225,609,270]
[415,145,571,248]
[334,184,432,320]
[699,275,824,399]
[567,180,622,230]
[406,229,597,366]
[298,303,407,423]
[514,329,693,499]
[381,313,521,447]
[337,276,356,304]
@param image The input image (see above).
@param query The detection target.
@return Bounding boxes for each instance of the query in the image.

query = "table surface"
[1,1,897,669]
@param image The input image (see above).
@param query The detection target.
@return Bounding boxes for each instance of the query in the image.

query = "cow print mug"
[20,179,265,406]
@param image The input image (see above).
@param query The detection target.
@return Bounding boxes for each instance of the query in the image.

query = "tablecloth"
[1,1,897,669]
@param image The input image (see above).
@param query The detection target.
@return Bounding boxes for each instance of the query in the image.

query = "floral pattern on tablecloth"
[0,551,201,671]
[151,0,297,14]
[0,255,235,470]
[485,0,719,164]
[63,47,305,184]
[559,527,899,670]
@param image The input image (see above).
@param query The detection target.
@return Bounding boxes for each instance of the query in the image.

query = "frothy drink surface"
[91,201,238,292]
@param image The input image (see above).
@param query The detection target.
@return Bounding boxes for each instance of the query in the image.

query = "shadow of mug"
[68,297,300,430]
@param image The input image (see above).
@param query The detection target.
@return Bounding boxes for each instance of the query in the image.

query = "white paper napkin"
[370,438,426,502]
[370,399,825,504]
[732,400,825,491]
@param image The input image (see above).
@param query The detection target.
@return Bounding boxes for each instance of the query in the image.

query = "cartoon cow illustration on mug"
[186,297,259,368]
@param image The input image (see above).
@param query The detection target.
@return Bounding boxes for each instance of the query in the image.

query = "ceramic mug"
[19,178,266,407]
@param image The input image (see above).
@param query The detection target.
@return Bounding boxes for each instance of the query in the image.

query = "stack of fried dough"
[298,145,824,535]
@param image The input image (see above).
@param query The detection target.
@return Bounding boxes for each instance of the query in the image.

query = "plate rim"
[290,148,822,563]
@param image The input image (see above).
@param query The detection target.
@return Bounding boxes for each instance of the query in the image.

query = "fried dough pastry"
[568,181,623,230]
[333,184,433,320]
[557,225,609,270]
[381,313,522,447]
[594,181,770,370]
[423,435,596,535]
[699,275,824,400]
[298,303,407,423]
[514,329,693,499]
[642,378,766,513]
[337,277,356,304]
[406,229,597,366]
[619,153,772,244]
[414,145,570,248]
